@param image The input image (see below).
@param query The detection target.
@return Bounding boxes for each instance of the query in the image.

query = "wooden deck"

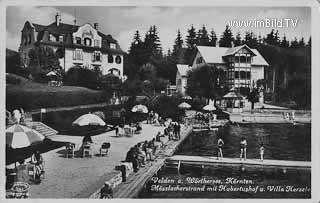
[167,155,311,170]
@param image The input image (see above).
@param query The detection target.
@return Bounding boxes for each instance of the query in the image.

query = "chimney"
[94,23,99,31]
[231,41,234,48]
[55,13,61,26]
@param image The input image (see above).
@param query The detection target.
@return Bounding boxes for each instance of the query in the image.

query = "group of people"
[125,138,162,173]
[114,122,142,137]
[216,137,265,161]
[164,122,181,141]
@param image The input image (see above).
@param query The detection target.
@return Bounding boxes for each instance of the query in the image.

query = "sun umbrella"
[178,102,191,109]
[6,124,45,149]
[131,104,148,113]
[46,71,57,76]
[72,113,106,126]
[203,104,216,111]
[92,111,105,120]
[223,91,244,99]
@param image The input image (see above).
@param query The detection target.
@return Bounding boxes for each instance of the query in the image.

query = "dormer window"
[76,37,81,45]
[110,43,116,49]
[94,39,100,47]
[84,38,92,46]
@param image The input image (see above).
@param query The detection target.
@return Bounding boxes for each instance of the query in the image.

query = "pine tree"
[257,33,263,44]
[307,36,311,47]
[209,29,217,47]
[185,25,197,49]
[234,32,242,46]
[185,25,197,64]
[290,37,299,49]
[298,37,305,48]
[144,25,162,58]
[219,25,234,47]
[197,25,210,46]
[172,29,184,63]
[274,30,280,45]
[265,29,275,45]
[280,35,289,48]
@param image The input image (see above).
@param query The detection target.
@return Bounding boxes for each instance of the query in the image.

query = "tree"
[172,29,184,61]
[186,65,228,101]
[247,88,260,109]
[234,32,242,46]
[185,25,197,64]
[298,37,305,48]
[280,35,289,48]
[197,25,210,46]
[290,37,299,49]
[219,25,234,47]
[144,25,162,58]
[209,29,217,47]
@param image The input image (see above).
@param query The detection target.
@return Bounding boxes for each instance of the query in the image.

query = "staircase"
[26,121,58,138]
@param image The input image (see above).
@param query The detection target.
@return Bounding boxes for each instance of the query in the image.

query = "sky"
[6,6,310,53]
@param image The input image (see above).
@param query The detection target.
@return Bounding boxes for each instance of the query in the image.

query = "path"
[26,123,165,198]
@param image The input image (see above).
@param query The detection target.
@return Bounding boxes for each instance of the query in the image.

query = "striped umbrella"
[6,124,45,149]
[131,104,148,113]
[72,113,106,126]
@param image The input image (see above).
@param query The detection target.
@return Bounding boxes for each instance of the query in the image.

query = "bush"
[6,74,21,85]
[64,67,101,89]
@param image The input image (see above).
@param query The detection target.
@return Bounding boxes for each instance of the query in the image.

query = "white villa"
[19,13,125,78]
[176,44,269,96]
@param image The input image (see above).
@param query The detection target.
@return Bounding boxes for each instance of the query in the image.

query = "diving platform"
[166,155,311,170]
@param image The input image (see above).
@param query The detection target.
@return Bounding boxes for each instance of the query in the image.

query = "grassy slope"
[6,74,107,110]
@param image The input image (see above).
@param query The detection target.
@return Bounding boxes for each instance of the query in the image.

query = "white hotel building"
[19,14,125,78]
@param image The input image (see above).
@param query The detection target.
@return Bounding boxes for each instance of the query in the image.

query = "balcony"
[232,63,251,68]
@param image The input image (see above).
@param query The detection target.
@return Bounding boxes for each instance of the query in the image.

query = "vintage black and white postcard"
[1,0,319,202]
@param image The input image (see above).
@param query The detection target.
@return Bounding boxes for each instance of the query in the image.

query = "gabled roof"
[223,44,256,56]
[177,64,190,77]
[196,45,269,66]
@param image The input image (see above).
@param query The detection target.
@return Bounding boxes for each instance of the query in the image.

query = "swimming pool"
[139,123,311,198]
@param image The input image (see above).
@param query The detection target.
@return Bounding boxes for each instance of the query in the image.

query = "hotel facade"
[176,44,269,96]
[19,14,125,78]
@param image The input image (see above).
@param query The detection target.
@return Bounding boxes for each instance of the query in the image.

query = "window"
[94,39,100,47]
[28,34,32,44]
[110,43,116,49]
[93,51,101,62]
[76,37,81,45]
[59,35,64,42]
[108,55,114,63]
[196,57,203,64]
[84,38,92,46]
[23,36,27,45]
[73,49,83,60]
[115,55,122,64]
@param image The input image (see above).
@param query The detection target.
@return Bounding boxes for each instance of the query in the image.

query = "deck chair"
[124,127,133,137]
[82,142,93,157]
[28,161,45,181]
[65,143,75,158]
[100,142,111,156]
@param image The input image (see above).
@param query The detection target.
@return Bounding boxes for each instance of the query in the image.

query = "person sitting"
[30,150,44,183]
[136,143,146,166]
[100,181,113,198]
[125,147,138,172]
[143,140,152,161]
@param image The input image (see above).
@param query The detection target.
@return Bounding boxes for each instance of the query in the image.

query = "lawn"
[6,74,108,111]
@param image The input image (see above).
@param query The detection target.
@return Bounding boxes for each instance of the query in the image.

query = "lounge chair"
[82,142,93,157]
[100,142,111,156]
[65,143,75,158]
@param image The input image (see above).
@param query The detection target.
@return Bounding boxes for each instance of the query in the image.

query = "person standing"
[217,137,224,160]
[30,150,44,183]
[240,137,247,161]
[115,125,119,137]
[259,144,265,162]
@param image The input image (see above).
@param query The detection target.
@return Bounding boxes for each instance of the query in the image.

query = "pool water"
[139,123,311,198]
[177,123,311,161]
